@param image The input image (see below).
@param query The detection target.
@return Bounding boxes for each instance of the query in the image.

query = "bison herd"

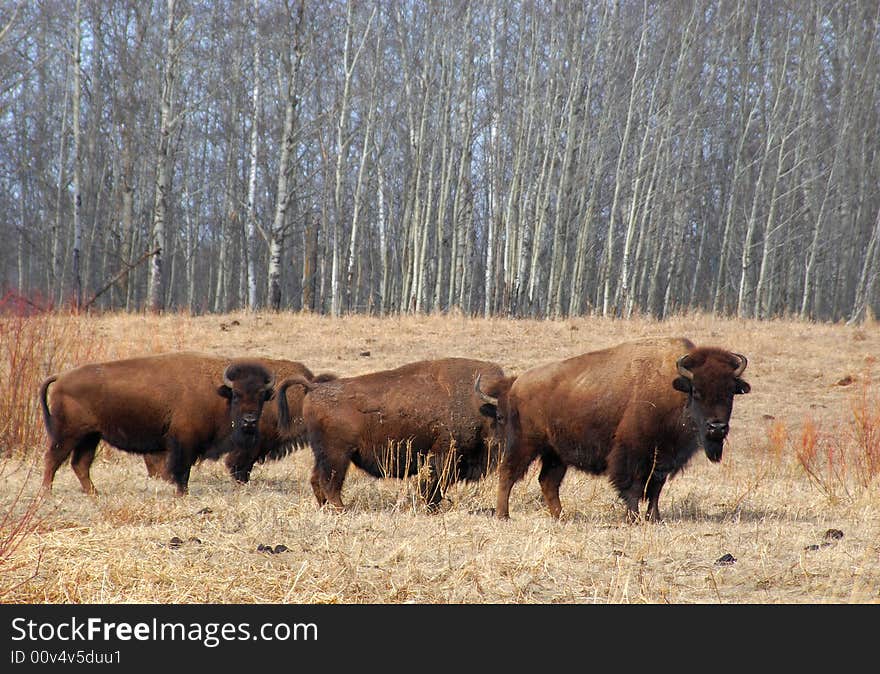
[38,336,750,522]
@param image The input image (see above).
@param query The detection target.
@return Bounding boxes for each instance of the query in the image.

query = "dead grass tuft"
[0,313,105,457]
[794,381,880,503]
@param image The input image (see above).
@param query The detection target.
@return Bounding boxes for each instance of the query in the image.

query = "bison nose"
[241,413,259,429]
[706,421,729,439]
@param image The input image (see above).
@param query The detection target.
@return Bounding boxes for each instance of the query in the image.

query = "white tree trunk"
[483,5,500,317]
[71,0,83,309]
[345,25,379,313]
[268,232,283,311]
[376,159,389,313]
[246,0,261,311]
[849,207,880,324]
[601,5,647,317]
[332,3,375,316]
[148,0,177,314]
[51,71,70,303]
[266,0,305,311]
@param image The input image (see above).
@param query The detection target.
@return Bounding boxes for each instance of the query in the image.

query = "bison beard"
[479,337,750,522]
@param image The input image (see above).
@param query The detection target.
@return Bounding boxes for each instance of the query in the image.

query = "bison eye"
[692,391,703,402]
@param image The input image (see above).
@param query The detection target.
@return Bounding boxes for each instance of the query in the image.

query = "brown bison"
[219,367,337,484]
[475,337,750,522]
[39,352,333,495]
[140,359,336,486]
[277,357,509,510]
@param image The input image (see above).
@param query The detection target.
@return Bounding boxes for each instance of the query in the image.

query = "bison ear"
[734,378,751,395]
[217,384,233,399]
[672,377,692,394]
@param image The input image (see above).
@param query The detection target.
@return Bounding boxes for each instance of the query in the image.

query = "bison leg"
[417,446,452,512]
[416,478,442,511]
[538,454,568,519]
[618,484,644,523]
[224,452,255,484]
[495,439,539,519]
[614,464,667,523]
[69,434,100,495]
[42,437,78,492]
[171,464,191,496]
[143,452,169,480]
[309,465,327,506]
[165,439,192,496]
[644,473,667,522]
[608,442,645,522]
[311,447,349,510]
[417,468,443,512]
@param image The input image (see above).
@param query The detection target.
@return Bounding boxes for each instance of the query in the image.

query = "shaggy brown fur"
[278,358,508,510]
[39,352,333,495]
[477,337,750,521]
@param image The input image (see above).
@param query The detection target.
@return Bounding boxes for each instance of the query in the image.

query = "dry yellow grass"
[2,310,879,604]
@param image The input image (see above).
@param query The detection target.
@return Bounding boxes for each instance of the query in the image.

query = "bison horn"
[731,352,748,377]
[222,364,237,388]
[676,354,694,381]
[474,373,498,406]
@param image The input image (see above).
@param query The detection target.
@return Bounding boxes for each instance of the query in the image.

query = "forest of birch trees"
[1,1,879,322]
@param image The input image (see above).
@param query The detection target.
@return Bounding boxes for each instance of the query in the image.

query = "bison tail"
[39,375,58,439]
[276,375,318,433]
[278,375,318,394]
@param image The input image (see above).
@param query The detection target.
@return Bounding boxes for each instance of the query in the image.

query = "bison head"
[672,349,750,462]
[217,361,276,450]
[475,374,517,445]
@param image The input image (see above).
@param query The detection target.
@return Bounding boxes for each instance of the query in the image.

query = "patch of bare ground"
[2,311,879,603]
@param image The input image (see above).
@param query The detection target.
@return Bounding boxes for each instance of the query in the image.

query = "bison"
[277,357,509,510]
[39,352,333,495]
[219,366,337,484]
[475,337,750,522]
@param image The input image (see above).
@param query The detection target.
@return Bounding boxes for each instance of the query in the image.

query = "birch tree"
[70,0,83,309]
[262,0,305,312]
[245,0,260,310]
[341,4,378,314]
[330,2,375,316]
[4,1,880,321]
[599,3,648,317]
[147,0,180,314]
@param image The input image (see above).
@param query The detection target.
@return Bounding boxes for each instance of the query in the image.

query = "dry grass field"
[2,310,879,604]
